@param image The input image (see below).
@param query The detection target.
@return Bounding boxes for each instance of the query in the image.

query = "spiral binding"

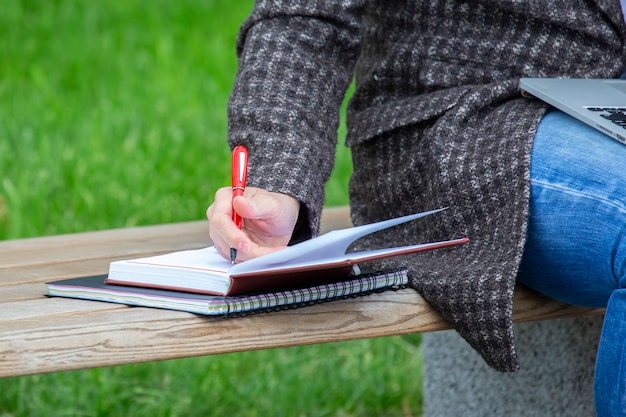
[220,269,409,318]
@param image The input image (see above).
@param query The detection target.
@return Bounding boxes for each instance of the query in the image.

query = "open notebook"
[104,208,468,296]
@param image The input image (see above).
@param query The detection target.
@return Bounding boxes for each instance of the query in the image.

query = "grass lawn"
[0,1,423,415]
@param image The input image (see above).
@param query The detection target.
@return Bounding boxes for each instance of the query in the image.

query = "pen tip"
[229,247,237,264]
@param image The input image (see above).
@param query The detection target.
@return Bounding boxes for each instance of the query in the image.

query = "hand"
[207,186,301,262]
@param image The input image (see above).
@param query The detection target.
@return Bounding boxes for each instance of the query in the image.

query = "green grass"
[1,336,423,417]
[0,1,422,416]
[0,0,352,239]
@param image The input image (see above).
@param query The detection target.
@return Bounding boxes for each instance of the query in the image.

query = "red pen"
[230,145,248,263]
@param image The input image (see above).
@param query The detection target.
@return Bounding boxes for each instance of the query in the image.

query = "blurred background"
[0,1,423,415]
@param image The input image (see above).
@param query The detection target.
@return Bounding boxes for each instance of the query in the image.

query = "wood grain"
[0,206,603,377]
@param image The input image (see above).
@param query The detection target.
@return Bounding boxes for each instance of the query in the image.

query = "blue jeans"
[518,110,626,416]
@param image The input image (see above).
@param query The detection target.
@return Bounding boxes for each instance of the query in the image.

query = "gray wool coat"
[227,0,626,372]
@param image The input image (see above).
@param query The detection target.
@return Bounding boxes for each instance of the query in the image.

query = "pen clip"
[232,146,248,191]
[231,145,249,231]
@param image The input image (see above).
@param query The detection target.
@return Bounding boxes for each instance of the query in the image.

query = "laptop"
[519,78,626,144]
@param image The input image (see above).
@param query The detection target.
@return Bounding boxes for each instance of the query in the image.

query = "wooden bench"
[0,206,604,378]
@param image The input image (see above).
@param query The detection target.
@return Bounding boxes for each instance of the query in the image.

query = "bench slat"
[0,206,604,378]
[0,284,602,378]
[0,222,211,272]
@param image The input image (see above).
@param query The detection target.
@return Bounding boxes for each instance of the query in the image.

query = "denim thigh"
[517,110,626,308]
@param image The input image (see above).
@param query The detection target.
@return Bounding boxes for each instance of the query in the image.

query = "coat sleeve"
[227,0,368,240]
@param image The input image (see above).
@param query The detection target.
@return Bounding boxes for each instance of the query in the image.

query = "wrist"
[289,202,311,245]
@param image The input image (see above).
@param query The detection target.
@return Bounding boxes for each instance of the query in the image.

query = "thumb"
[231,192,275,222]
[234,189,287,221]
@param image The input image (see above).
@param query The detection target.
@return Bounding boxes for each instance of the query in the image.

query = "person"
[206,1,626,414]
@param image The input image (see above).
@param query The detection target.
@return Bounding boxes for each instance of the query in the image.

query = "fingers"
[229,240,290,263]
[207,186,301,262]
[207,187,245,260]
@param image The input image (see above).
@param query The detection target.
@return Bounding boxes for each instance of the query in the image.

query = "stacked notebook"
[46,270,409,317]
[46,209,467,317]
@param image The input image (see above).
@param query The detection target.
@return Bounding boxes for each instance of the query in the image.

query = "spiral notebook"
[46,270,409,317]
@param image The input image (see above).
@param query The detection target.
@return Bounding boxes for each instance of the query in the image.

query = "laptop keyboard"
[586,107,626,130]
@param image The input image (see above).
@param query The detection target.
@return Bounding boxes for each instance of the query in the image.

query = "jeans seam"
[531,178,626,217]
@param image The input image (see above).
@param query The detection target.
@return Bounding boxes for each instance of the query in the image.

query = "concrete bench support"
[423,315,604,416]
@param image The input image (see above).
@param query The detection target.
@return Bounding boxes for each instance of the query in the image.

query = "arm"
[209,0,367,261]
[230,1,366,232]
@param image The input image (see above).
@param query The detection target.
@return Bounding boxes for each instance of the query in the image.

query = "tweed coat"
[227,0,626,371]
